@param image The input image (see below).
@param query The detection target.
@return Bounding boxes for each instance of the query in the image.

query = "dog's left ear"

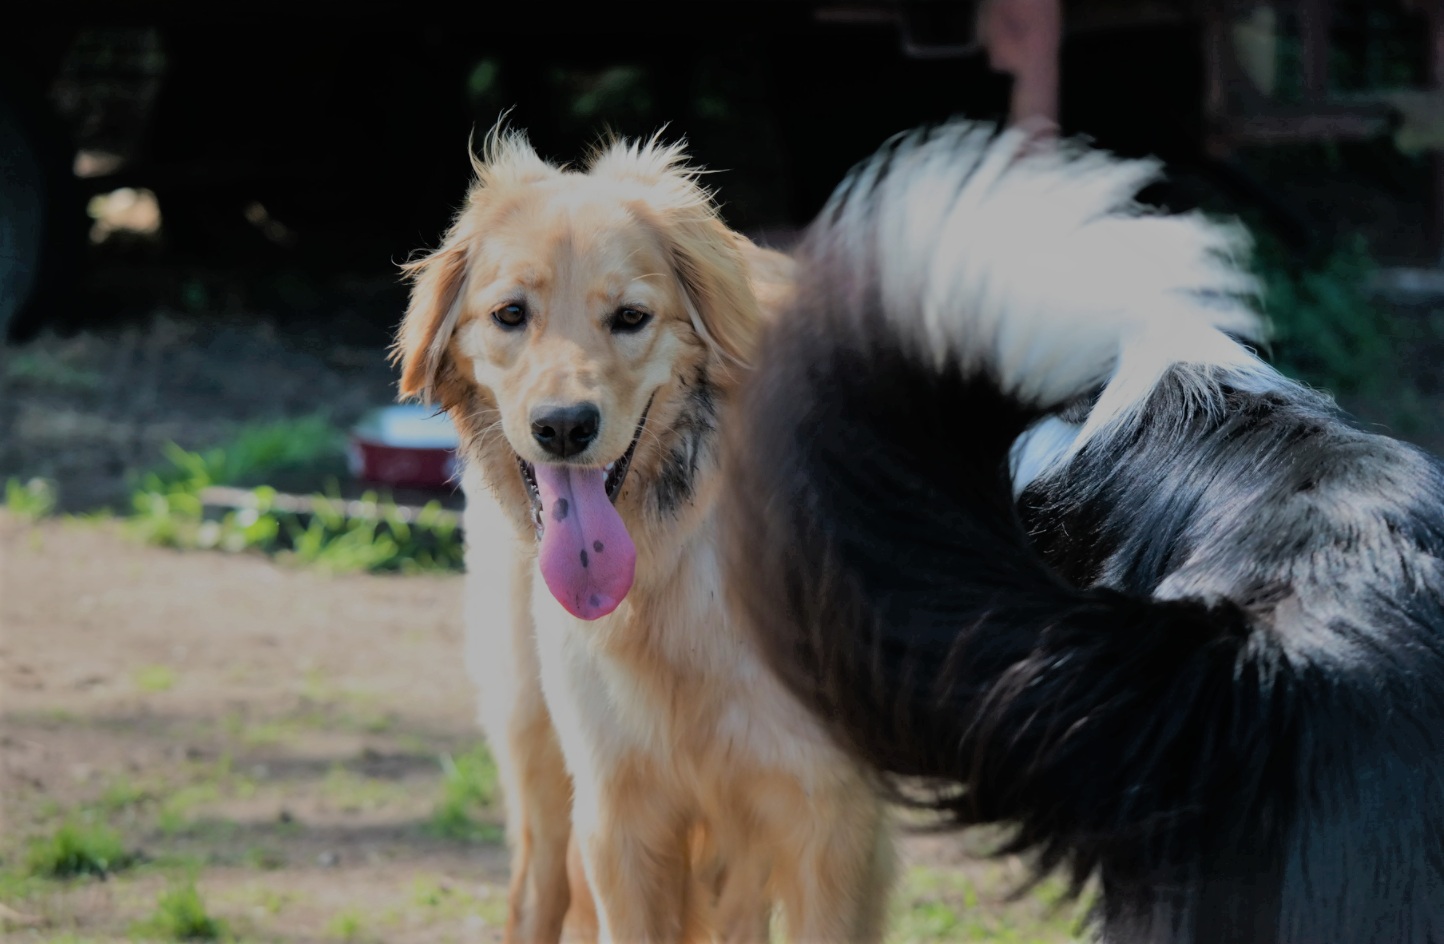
[591,135,761,375]
[394,124,556,405]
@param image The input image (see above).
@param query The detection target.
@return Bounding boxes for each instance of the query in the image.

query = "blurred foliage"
[425,745,503,843]
[1273,0,1427,102]
[131,877,231,942]
[25,818,136,880]
[127,416,463,574]
[1252,231,1396,397]
[5,476,58,520]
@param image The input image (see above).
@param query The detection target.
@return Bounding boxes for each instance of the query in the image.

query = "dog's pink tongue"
[533,465,636,620]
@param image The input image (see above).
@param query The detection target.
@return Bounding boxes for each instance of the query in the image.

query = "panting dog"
[393,125,893,944]
[722,120,1444,943]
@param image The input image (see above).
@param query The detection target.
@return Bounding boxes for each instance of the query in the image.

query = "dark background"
[3,0,1442,511]
[2,1,1434,341]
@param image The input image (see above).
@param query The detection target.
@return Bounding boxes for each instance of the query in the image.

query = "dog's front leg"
[767,779,893,944]
[496,700,573,944]
[570,761,705,944]
[707,849,774,943]
[464,485,576,944]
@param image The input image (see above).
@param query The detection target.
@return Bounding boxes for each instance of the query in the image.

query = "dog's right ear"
[392,124,555,406]
[394,227,472,407]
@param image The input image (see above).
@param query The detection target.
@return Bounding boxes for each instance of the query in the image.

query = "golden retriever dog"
[391,125,893,944]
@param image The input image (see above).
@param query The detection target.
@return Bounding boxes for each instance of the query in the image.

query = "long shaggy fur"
[721,120,1444,943]
[394,122,891,944]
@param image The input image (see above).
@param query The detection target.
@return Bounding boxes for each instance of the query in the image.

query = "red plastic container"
[348,405,460,490]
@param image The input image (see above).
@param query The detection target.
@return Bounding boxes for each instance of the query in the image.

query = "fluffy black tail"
[721,123,1310,938]
[723,314,1295,885]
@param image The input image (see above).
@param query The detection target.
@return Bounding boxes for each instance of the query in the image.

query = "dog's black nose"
[531,403,601,459]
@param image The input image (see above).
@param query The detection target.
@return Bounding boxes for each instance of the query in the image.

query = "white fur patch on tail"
[815,121,1272,409]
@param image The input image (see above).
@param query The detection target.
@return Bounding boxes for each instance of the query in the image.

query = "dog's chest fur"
[525,488,842,810]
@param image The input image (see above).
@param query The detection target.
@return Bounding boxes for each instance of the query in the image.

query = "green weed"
[125,418,463,574]
[97,776,153,815]
[326,908,368,941]
[408,875,506,924]
[426,746,502,842]
[134,664,178,694]
[0,867,47,907]
[155,771,228,837]
[133,878,230,941]
[240,847,287,872]
[5,477,57,520]
[139,415,343,493]
[886,865,1088,944]
[283,486,463,574]
[320,765,409,814]
[24,820,134,879]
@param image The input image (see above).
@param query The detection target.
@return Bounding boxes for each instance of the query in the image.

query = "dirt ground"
[0,513,1086,944]
[0,316,1090,943]
[1,288,1439,942]
[1,512,514,942]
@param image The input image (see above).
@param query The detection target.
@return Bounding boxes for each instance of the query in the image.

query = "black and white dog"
[722,120,1444,943]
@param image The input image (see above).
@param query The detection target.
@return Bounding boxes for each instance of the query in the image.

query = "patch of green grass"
[65,507,119,525]
[475,891,510,929]
[227,882,295,915]
[99,777,151,812]
[362,714,396,734]
[40,708,80,725]
[233,848,284,877]
[299,667,335,703]
[887,865,1089,944]
[232,716,304,748]
[125,419,463,574]
[34,796,64,821]
[156,782,222,837]
[126,414,339,554]
[326,907,368,941]
[286,500,403,573]
[145,754,259,839]
[227,696,390,744]
[0,867,47,905]
[133,878,230,942]
[272,813,302,839]
[141,415,344,494]
[134,664,178,694]
[283,488,464,574]
[426,745,502,842]
[296,674,397,733]
[5,477,56,520]
[134,851,210,877]
[892,898,967,941]
[24,819,134,879]
[407,875,505,924]
[240,847,287,872]
[320,765,409,814]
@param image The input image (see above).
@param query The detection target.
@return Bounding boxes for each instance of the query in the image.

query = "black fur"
[650,366,718,518]
[722,168,1444,943]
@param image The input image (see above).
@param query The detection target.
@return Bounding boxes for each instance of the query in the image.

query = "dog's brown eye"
[493,303,527,329]
[612,307,651,333]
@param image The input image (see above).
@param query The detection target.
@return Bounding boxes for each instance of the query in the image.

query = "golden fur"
[392,126,893,943]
